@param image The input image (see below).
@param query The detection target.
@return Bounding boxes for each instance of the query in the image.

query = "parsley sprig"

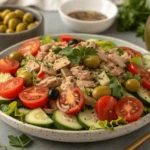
[0,134,32,150]
[123,71,142,84]
[109,77,123,99]
[60,46,97,64]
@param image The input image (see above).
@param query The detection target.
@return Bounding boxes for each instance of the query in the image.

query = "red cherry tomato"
[0,58,19,74]
[0,77,24,99]
[56,88,84,114]
[128,63,150,90]
[95,96,118,121]
[142,78,150,91]
[18,39,40,56]
[115,97,144,123]
[58,35,82,42]
[119,46,142,57]
[19,85,49,109]
[128,63,149,78]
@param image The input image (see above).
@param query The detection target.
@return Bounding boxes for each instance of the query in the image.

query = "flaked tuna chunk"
[60,76,75,91]
[36,51,47,61]
[121,51,131,63]
[37,76,62,88]
[97,48,107,61]
[40,43,53,52]
[107,53,126,68]
[76,80,96,88]
[110,66,125,76]
[37,63,56,78]
[70,66,93,80]
[53,57,70,71]
[25,60,40,72]
[44,50,57,63]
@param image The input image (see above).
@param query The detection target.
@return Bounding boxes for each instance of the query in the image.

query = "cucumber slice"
[121,87,136,98]
[18,108,31,115]
[137,87,150,106]
[0,96,14,104]
[77,109,101,129]
[53,110,82,130]
[143,54,150,69]
[24,108,53,127]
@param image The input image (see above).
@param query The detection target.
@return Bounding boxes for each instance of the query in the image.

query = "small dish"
[58,0,118,33]
[0,5,44,51]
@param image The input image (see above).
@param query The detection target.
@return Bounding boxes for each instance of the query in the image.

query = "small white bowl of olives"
[0,6,44,51]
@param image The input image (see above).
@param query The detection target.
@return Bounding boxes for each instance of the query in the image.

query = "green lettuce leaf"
[98,116,127,131]
[39,35,53,44]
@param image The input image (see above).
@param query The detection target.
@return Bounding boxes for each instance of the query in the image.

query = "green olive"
[83,55,101,68]
[0,25,7,33]
[16,22,27,32]
[17,71,33,87]
[125,79,140,92]
[6,28,14,33]
[14,9,24,19]
[22,12,33,24]
[8,18,21,30]
[9,51,24,62]
[92,86,111,100]
[2,9,11,18]
[3,12,18,24]
[27,23,36,29]
[17,67,27,76]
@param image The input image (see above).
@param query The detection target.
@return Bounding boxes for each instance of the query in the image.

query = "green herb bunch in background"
[117,0,150,39]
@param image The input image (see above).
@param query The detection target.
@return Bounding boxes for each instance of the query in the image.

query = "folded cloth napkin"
[0,0,69,11]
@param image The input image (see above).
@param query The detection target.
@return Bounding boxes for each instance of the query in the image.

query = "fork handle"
[124,133,150,150]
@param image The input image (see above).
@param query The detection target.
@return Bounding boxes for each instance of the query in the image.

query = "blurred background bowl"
[59,0,118,33]
[0,5,44,51]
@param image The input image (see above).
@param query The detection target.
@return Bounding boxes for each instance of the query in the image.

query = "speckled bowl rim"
[0,33,150,142]
[0,5,43,35]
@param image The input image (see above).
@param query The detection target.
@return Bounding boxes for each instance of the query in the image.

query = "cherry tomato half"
[0,77,24,99]
[95,96,118,121]
[56,88,84,114]
[0,58,19,74]
[119,46,142,57]
[58,35,82,43]
[19,85,49,109]
[128,62,150,90]
[18,38,40,56]
[128,63,149,78]
[115,97,144,123]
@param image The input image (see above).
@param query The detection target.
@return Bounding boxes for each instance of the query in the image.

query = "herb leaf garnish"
[109,77,122,99]
[8,134,32,147]
[60,46,97,64]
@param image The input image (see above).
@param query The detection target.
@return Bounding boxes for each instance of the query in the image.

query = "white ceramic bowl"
[58,0,118,33]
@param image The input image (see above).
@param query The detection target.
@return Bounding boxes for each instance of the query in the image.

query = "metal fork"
[124,133,150,150]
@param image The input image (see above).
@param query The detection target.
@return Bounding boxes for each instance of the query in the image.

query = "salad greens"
[60,46,97,64]
[123,72,142,84]
[117,0,150,39]
[39,35,53,44]
[109,77,123,99]
[98,116,127,131]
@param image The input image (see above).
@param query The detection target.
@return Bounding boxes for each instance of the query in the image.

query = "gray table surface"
[0,10,150,150]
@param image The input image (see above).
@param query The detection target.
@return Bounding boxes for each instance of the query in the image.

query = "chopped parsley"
[60,46,97,64]
[109,77,123,99]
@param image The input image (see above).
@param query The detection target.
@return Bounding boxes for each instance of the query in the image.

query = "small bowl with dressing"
[58,0,118,33]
